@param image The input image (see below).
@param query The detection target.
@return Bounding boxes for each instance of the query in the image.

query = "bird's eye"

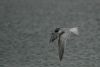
[55,28,60,32]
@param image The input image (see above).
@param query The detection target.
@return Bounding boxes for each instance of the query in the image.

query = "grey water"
[1,0,100,67]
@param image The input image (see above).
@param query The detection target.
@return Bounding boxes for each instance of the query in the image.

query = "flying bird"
[50,27,79,61]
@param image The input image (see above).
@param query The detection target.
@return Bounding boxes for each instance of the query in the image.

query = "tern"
[50,27,79,61]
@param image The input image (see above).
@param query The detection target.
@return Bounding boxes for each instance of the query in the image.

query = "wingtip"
[59,58,62,61]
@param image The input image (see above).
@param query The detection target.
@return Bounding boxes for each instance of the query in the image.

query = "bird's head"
[54,27,62,33]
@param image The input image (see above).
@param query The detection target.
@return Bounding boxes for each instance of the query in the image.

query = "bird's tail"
[69,27,79,35]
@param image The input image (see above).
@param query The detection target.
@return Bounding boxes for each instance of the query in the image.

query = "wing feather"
[58,33,66,61]
[50,33,58,43]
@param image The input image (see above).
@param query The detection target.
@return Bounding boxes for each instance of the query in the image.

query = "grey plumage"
[58,33,64,61]
[50,27,79,61]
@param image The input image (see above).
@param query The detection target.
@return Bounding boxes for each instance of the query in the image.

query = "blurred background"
[1,0,100,67]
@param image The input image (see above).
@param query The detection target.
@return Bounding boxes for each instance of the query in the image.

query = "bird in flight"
[50,27,79,61]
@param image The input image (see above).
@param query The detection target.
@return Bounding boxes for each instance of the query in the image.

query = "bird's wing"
[49,32,58,43]
[58,33,66,61]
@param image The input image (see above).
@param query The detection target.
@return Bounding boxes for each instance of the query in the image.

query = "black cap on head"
[54,28,60,33]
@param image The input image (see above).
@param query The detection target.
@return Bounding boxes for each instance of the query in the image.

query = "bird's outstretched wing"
[49,28,60,43]
[49,32,58,43]
[58,32,66,61]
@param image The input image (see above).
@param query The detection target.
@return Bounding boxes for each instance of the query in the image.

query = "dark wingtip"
[49,39,53,43]
[59,46,64,61]
[59,55,63,61]
[58,49,64,61]
[59,58,62,61]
